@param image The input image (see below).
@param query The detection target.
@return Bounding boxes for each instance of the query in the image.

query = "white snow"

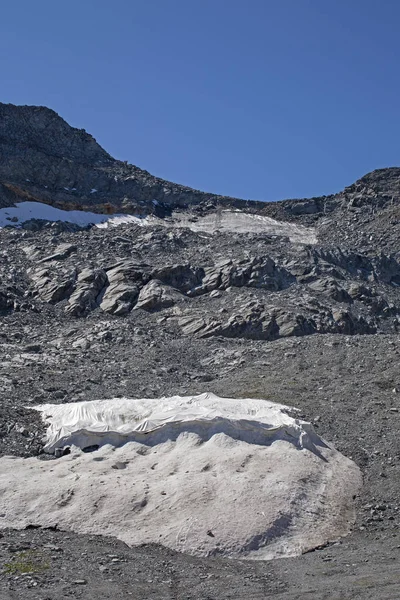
[0,393,361,560]
[90,188,98,194]
[0,202,145,229]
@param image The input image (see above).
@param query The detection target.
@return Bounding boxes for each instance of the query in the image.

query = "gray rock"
[153,264,204,293]
[135,280,180,311]
[66,268,107,316]
[308,278,353,303]
[31,268,76,304]
[99,261,147,315]
[38,243,77,263]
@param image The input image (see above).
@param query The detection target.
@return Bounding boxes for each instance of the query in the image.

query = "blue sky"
[1,1,399,201]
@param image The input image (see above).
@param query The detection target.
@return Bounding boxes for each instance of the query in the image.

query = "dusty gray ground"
[1,528,400,599]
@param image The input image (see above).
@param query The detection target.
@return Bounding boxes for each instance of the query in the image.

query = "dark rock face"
[0,103,241,214]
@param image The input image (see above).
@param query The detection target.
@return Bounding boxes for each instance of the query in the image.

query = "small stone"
[23,344,42,353]
[111,462,127,470]
[72,338,90,350]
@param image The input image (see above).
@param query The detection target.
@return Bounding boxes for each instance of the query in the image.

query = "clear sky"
[1,0,399,201]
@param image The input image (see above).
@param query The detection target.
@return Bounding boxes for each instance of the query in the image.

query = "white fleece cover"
[169,210,317,244]
[0,393,361,560]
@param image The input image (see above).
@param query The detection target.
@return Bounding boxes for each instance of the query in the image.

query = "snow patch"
[0,393,361,559]
[0,202,145,229]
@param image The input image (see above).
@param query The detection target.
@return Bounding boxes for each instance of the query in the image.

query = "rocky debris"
[22,218,90,233]
[179,301,376,341]
[310,247,400,285]
[348,282,375,300]
[152,263,204,293]
[188,256,294,296]
[0,224,397,341]
[0,283,33,313]
[0,288,16,312]
[307,277,353,303]
[2,527,400,600]
[0,405,45,458]
[286,198,320,215]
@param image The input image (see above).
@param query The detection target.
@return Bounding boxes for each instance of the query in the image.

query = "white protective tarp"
[169,210,318,244]
[34,392,323,454]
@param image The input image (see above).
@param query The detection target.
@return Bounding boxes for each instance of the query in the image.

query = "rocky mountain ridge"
[0,103,399,246]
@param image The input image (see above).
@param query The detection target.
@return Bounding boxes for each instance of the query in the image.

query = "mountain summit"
[0,102,245,215]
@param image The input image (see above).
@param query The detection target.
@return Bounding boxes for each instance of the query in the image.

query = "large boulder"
[135,279,180,312]
[65,268,107,316]
[100,261,149,315]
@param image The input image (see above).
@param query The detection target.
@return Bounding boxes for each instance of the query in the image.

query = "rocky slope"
[0,103,400,598]
[1,220,399,345]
